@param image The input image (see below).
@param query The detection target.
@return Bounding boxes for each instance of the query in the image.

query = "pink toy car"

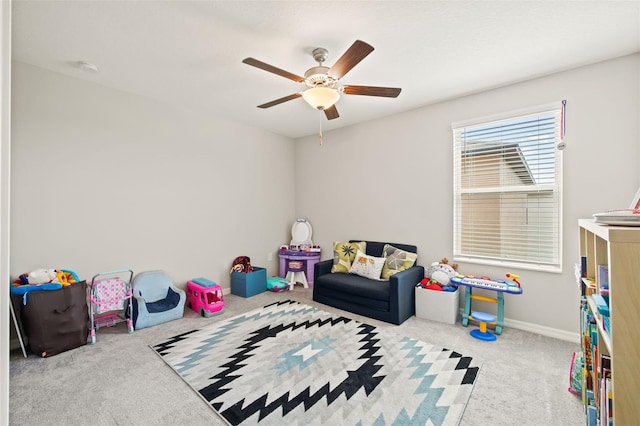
[186,278,224,317]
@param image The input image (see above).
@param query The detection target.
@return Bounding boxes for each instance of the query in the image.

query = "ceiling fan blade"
[342,85,402,98]
[324,105,339,120]
[242,58,305,83]
[257,93,302,109]
[328,40,374,80]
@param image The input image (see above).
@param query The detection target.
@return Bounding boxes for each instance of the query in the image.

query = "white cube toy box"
[415,286,460,325]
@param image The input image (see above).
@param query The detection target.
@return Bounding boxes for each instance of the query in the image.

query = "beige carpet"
[10,289,584,425]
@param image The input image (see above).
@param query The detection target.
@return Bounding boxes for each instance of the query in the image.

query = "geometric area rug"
[151,300,482,426]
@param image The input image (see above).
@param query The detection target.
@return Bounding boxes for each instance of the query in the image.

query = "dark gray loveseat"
[313,240,424,325]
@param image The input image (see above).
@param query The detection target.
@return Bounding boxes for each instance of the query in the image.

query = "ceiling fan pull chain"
[318,112,323,146]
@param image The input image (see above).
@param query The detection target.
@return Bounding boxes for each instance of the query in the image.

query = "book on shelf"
[600,353,612,426]
[605,372,613,425]
[587,404,597,426]
[581,278,596,297]
[600,370,613,425]
[590,324,599,406]
[597,264,609,294]
[600,353,611,370]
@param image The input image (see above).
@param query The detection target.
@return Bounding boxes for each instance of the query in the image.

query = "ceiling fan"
[242,40,401,120]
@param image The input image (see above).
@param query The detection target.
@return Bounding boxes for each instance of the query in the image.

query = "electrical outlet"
[267,252,273,261]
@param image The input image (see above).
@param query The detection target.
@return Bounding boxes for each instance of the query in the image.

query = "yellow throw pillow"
[381,244,417,280]
[331,241,366,273]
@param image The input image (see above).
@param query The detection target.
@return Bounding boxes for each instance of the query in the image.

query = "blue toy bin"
[231,267,267,298]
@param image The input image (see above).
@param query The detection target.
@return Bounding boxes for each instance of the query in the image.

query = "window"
[452,104,563,272]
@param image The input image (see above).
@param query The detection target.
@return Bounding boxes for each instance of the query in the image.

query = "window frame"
[451,103,563,273]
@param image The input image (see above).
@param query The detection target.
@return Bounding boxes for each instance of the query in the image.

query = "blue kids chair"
[129,270,186,329]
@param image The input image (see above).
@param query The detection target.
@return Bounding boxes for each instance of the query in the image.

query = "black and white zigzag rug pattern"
[151,300,481,425]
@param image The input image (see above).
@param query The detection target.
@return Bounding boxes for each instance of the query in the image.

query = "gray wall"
[295,53,640,338]
[1,1,12,423]
[10,62,295,287]
[9,54,640,339]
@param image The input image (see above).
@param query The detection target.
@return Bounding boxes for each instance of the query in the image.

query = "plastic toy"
[505,273,521,287]
[10,268,80,298]
[451,272,523,335]
[13,268,78,286]
[267,276,289,292]
[55,270,77,286]
[418,278,443,291]
[469,311,497,341]
[450,273,523,294]
[10,282,62,295]
[88,269,135,344]
[186,278,224,317]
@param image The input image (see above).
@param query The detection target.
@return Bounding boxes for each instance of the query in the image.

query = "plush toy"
[230,256,253,274]
[424,258,458,286]
[56,270,77,286]
[27,268,58,285]
[419,277,443,291]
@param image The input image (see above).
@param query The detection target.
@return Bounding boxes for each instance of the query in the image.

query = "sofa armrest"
[132,293,148,315]
[169,284,186,305]
[314,259,334,283]
[388,265,425,325]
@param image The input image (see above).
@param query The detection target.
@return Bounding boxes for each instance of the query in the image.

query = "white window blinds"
[452,106,562,272]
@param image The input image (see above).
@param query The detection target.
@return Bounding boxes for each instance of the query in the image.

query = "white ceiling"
[11,1,640,139]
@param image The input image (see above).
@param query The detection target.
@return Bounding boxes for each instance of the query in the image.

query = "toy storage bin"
[415,286,459,325]
[16,281,90,357]
[231,267,267,298]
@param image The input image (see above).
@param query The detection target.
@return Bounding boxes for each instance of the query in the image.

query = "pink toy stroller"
[88,269,134,344]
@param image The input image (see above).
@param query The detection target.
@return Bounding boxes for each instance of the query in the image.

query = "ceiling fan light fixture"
[302,87,340,110]
[243,40,399,120]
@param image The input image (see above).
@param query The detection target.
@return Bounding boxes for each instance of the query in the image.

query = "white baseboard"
[219,290,581,343]
[503,317,580,344]
[458,308,580,343]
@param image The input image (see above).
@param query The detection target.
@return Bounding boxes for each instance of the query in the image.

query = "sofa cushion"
[349,250,385,280]
[314,288,389,313]
[145,287,181,313]
[316,272,390,302]
[331,241,366,273]
[381,244,418,280]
